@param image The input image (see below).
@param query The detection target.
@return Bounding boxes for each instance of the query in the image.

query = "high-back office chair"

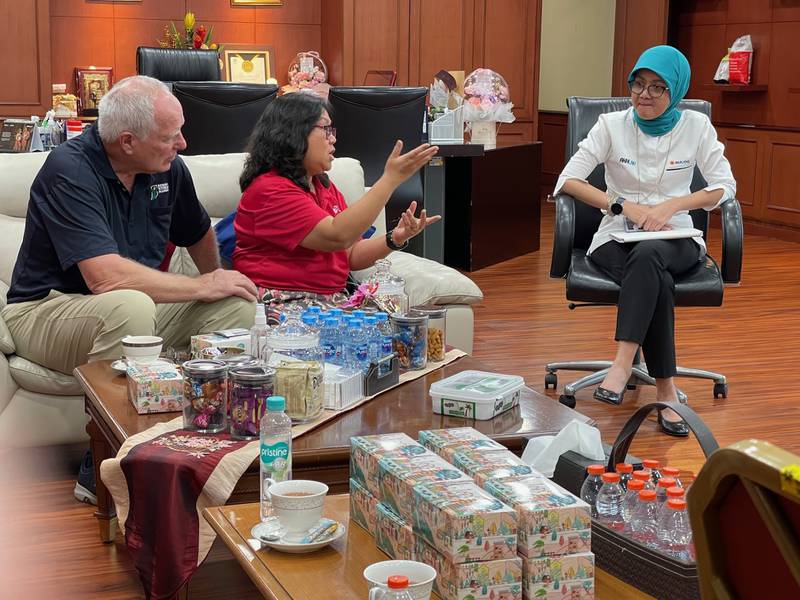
[136,47,221,82]
[329,86,427,255]
[688,439,800,599]
[545,97,743,408]
[171,82,278,155]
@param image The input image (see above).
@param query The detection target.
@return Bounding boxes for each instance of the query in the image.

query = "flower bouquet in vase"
[282,51,330,99]
[463,68,515,149]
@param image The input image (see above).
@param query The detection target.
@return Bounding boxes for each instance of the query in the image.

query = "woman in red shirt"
[234,93,438,304]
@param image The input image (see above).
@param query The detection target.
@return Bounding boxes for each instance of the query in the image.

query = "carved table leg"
[86,416,117,543]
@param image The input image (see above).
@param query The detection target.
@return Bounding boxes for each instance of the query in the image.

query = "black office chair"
[329,86,427,255]
[171,82,278,155]
[136,47,221,82]
[545,96,743,408]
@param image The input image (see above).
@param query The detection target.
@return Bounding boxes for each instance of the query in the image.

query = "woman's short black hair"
[239,92,331,192]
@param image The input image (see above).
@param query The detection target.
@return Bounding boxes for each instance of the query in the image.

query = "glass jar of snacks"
[228,365,275,440]
[266,313,324,423]
[367,259,408,314]
[410,305,447,362]
[182,359,228,433]
[390,313,429,371]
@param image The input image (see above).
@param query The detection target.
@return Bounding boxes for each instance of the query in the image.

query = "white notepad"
[610,218,703,243]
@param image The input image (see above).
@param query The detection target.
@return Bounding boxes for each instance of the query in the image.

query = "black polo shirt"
[7,125,211,304]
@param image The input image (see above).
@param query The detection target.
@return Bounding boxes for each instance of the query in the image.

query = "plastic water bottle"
[620,478,645,529]
[368,575,415,600]
[250,303,269,362]
[630,489,660,549]
[632,469,656,490]
[259,395,292,522]
[306,306,322,316]
[345,319,369,374]
[656,486,686,534]
[301,313,319,330]
[661,466,683,488]
[596,472,625,530]
[658,499,694,561]
[580,465,605,517]
[363,315,381,371]
[642,459,662,485]
[615,462,634,491]
[656,477,677,503]
[320,317,341,365]
[375,312,395,375]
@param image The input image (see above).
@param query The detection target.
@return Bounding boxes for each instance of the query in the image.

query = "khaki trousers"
[1,290,255,375]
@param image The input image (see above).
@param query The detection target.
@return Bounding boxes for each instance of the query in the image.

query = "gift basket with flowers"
[462,68,515,149]
[282,51,330,99]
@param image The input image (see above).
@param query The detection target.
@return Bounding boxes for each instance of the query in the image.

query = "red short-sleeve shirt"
[233,171,350,295]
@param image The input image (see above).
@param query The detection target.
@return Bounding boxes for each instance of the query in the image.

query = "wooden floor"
[2,202,799,599]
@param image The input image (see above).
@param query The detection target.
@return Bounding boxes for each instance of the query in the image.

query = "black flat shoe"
[658,410,690,437]
[593,386,625,405]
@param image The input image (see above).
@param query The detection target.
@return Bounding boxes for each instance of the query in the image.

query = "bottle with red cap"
[632,469,656,490]
[642,459,662,485]
[580,465,606,517]
[369,575,415,600]
[630,489,660,549]
[615,462,633,490]
[661,466,682,488]
[655,477,677,503]
[596,472,625,530]
[657,499,694,561]
[620,478,645,528]
[656,486,686,541]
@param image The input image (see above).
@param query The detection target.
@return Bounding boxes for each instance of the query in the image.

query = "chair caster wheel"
[545,373,557,389]
[713,383,728,398]
[559,394,576,409]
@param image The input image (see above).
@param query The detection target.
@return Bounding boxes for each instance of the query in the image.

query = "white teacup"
[364,560,436,600]
[268,480,328,534]
[121,335,163,364]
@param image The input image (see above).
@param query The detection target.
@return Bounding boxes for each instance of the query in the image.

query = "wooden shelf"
[702,84,768,92]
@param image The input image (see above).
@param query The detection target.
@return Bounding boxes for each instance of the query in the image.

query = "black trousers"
[590,239,700,379]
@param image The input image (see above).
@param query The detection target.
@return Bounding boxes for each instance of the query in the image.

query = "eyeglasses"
[315,125,336,139]
[629,80,669,98]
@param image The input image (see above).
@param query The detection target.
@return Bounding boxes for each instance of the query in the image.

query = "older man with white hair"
[2,75,258,504]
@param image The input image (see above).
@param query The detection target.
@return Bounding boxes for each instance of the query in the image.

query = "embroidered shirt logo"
[666,159,693,171]
[149,182,170,201]
[619,157,636,166]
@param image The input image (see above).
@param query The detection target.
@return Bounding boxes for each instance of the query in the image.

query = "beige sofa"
[0,151,482,448]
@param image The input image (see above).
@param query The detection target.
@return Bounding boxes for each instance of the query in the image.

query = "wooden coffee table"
[75,355,593,542]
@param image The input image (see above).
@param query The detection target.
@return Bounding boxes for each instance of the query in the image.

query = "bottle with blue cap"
[260,395,292,522]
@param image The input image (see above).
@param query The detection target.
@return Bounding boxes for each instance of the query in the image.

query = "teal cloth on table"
[628,45,691,137]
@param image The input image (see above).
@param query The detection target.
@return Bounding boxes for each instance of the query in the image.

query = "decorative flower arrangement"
[462,68,515,123]
[158,11,223,53]
[283,51,330,98]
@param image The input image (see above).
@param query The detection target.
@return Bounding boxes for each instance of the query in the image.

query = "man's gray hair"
[97,76,171,143]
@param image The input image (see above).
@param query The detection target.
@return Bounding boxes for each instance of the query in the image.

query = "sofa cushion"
[0,281,16,355]
[180,153,248,219]
[7,355,83,396]
[0,152,48,219]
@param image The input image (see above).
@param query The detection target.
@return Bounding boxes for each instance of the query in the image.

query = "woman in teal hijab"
[555,45,736,437]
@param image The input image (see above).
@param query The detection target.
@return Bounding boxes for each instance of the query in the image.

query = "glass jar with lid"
[390,313,428,371]
[410,305,447,362]
[228,365,275,440]
[182,359,228,433]
[266,313,324,423]
[367,258,408,315]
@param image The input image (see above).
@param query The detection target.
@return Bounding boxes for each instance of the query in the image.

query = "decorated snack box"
[412,480,518,563]
[350,433,428,497]
[126,362,184,414]
[378,453,472,520]
[415,537,523,600]
[521,552,595,600]
[485,476,591,558]
[190,329,251,359]
[349,477,378,535]
[452,448,535,487]
[419,427,507,461]
[375,502,415,560]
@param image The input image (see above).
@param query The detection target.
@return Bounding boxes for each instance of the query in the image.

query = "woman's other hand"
[382,141,439,188]
[392,201,442,244]
[638,201,676,231]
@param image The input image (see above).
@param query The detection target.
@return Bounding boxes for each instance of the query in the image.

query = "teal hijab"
[628,45,691,137]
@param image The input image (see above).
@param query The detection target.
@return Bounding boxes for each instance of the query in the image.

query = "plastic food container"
[182,359,228,433]
[429,370,524,420]
[410,305,447,362]
[228,365,275,439]
[390,313,428,371]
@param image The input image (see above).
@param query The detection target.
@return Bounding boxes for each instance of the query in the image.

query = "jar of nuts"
[410,305,447,362]
[390,313,428,371]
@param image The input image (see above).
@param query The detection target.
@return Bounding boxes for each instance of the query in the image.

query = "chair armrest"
[550,194,577,278]
[718,198,743,284]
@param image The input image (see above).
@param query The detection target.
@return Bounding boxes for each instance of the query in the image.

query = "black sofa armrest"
[719,198,743,284]
[550,194,576,278]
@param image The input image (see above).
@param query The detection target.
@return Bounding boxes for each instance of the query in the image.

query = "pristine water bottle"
[301,313,319,330]
[630,489,660,549]
[375,312,395,375]
[596,472,625,530]
[250,303,269,362]
[661,466,683,488]
[259,395,292,522]
[656,477,677,503]
[320,317,340,365]
[345,319,369,374]
[306,306,322,316]
[632,469,656,490]
[352,309,367,321]
[615,463,634,491]
[658,499,694,561]
[620,478,645,529]
[363,315,381,370]
[580,465,605,517]
[642,459,662,485]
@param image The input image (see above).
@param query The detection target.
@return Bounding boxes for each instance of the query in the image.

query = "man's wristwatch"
[385,229,409,251]
[609,196,626,216]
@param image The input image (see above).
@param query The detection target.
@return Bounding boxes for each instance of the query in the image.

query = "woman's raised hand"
[392,201,442,245]
[383,140,439,187]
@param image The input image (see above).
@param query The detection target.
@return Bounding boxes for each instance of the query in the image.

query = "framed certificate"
[223,46,276,84]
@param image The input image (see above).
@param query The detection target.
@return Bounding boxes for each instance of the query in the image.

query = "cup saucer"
[111,358,173,374]
[251,519,345,554]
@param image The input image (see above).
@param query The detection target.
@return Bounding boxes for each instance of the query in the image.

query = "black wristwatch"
[385,229,409,251]
[610,196,626,215]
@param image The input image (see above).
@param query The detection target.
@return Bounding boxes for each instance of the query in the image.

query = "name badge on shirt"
[149,183,170,201]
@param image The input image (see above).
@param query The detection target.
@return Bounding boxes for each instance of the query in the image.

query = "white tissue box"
[324,365,364,410]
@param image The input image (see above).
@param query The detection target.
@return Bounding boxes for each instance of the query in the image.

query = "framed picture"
[75,67,113,116]
[223,46,276,84]
[0,120,36,154]
[231,0,283,5]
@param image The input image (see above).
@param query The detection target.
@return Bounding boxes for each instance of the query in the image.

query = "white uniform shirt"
[554,107,736,256]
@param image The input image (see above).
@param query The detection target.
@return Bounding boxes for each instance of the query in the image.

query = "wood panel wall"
[538,110,567,190]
